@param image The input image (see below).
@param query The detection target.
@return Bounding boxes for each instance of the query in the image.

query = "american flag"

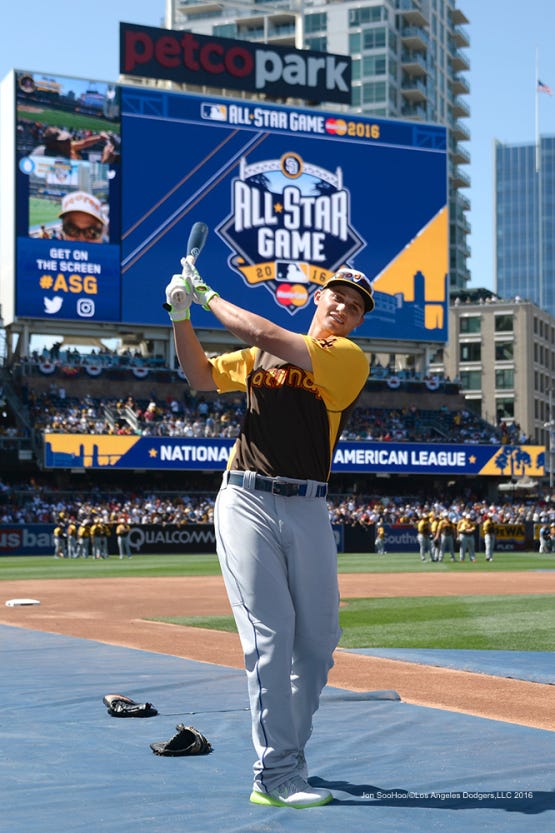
[537,79,553,95]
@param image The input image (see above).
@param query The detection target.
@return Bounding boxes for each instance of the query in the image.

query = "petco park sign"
[120,22,351,105]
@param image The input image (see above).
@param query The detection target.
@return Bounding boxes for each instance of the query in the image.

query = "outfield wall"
[0,522,537,556]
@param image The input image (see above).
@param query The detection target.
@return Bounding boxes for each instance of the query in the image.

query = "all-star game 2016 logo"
[217,153,364,315]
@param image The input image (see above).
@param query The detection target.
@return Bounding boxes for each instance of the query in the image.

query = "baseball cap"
[59,191,105,225]
[325,266,374,313]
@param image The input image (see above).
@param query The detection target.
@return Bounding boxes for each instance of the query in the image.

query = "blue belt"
[226,471,327,498]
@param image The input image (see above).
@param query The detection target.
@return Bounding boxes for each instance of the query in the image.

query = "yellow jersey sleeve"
[304,335,369,410]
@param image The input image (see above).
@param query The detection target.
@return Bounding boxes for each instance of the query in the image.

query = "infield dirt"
[1,570,553,731]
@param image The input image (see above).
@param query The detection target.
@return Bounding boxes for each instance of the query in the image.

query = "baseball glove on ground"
[103,693,158,718]
[150,724,212,756]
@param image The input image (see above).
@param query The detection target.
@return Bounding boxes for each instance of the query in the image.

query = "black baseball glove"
[150,723,212,756]
[103,693,158,718]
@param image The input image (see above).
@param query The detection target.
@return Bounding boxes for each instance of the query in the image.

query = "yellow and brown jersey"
[438,518,455,537]
[458,518,476,535]
[417,518,431,535]
[210,336,369,482]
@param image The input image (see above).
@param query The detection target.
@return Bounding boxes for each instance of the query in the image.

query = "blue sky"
[2,0,555,291]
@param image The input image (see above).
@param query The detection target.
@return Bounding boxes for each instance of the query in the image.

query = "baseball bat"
[184,221,209,267]
[163,221,209,311]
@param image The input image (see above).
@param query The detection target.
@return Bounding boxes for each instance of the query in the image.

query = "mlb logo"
[201,103,227,121]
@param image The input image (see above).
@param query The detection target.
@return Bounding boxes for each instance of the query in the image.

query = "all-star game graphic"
[217,153,365,315]
[116,88,449,341]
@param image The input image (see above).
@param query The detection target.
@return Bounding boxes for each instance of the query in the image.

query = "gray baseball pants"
[214,474,340,794]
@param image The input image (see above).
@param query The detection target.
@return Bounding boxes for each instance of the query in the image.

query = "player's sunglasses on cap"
[325,267,375,313]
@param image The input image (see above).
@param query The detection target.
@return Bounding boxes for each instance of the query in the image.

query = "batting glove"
[180,258,219,311]
[163,274,193,322]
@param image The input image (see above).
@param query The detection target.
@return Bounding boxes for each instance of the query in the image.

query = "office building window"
[494,314,514,332]
[459,342,481,362]
[495,368,514,389]
[459,316,481,334]
[460,370,481,390]
[349,32,361,53]
[214,23,237,37]
[495,341,514,361]
[362,54,387,76]
[349,6,387,26]
[305,12,327,33]
[496,397,515,420]
[362,27,387,50]
[362,81,386,104]
[306,36,327,51]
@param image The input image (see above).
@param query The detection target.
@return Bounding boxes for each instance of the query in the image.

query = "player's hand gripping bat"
[163,222,209,316]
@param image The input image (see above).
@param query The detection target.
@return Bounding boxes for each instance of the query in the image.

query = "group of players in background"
[375,511,497,561]
[51,508,503,562]
[53,515,132,560]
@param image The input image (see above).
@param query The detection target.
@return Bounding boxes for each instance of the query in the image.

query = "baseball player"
[416,513,432,561]
[116,518,132,559]
[77,519,91,558]
[457,513,477,561]
[482,514,496,561]
[375,519,386,554]
[437,512,456,562]
[53,520,67,559]
[164,262,373,809]
[66,517,78,558]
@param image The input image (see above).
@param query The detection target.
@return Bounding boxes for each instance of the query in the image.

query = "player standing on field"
[164,260,374,809]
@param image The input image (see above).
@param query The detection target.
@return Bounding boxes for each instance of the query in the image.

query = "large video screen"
[13,73,448,342]
[14,70,121,322]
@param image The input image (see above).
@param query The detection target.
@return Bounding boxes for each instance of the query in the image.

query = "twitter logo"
[44,296,63,314]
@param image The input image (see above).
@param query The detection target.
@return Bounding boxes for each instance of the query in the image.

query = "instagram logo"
[77,298,95,317]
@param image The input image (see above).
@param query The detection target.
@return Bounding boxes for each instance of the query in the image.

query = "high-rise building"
[495,136,555,318]
[160,0,471,291]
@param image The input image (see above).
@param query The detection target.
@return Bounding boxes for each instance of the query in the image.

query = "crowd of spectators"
[22,345,447,380]
[22,344,159,370]
[23,384,526,445]
[0,483,215,527]
[1,476,553,530]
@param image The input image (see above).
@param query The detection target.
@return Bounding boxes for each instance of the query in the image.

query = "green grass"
[18,106,119,135]
[337,594,555,651]
[29,196,62,228]
[3,552,553,652]
[0,554,223,581]
[1,551,553,581]
[336,551,555,573]
[150,594,555,652]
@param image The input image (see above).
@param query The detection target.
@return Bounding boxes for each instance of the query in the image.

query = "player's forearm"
[206,295,310,368]
[172,319,217,390]
[207,295,275,345]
